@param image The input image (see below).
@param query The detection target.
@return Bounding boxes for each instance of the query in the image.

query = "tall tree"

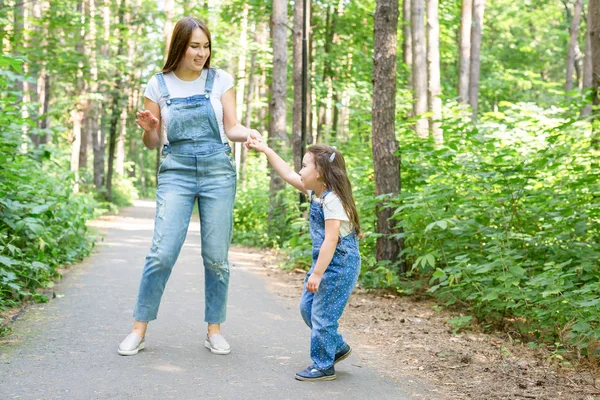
[116,0,136,176]
[402,0,412,68]
[70,0,86,189]
[35,1,51,145]
[81,0,99,172]
[157,0,175,177]
[411,0,428,137]
[93,0,112,189]
[469,0,485,119]
[106,0,126,202]
[372,0,404,272]
[427,0,442,144]
[591,0,600,149]
[292,0,305,173]
[566,0,583,92]
[240,24,259,188]
[458,0,472,102]
[583,6,593,116]
[317,4,339,143]
[13,0,24,101]
[268,0,288,221]
[0,0,5,52]
[234,4,249,174]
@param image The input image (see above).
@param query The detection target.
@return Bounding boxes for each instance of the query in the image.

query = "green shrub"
[392,101,599,349]
[0,56,97,317]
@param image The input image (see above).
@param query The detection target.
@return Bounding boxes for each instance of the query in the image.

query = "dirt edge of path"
[235,245,598,400]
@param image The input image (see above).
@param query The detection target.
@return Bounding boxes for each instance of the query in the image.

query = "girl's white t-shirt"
[143,68,234,144]
[312,191,352,237]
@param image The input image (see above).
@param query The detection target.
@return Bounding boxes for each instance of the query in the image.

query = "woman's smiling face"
[181,27,210,72]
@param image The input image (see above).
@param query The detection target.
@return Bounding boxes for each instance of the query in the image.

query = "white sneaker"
[118,333,145,356]
[204,333,231,355]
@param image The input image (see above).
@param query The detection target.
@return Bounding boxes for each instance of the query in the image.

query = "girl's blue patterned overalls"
[299,190,361,370]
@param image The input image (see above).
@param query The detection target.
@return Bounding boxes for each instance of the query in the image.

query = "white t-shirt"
[322,192,353,237]
[143,68,235,144]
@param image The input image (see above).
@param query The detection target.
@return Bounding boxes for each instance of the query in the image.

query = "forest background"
[0,0,598,365]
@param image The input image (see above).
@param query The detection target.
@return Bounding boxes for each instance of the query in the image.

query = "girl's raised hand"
[135,110,159,132]
[246,137,268,152]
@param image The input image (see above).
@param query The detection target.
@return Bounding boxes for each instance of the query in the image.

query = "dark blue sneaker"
[334,343,352,364]
[295,364,336,381]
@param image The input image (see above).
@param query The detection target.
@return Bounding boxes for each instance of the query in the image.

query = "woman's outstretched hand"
[248,129,263,142]
[244,129,262,147]
[136,110,159,132]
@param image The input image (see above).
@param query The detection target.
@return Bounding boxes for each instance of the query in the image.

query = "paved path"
[0,200,429,399]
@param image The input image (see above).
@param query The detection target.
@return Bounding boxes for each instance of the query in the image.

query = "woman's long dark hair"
[308,145,361,237]
[162,17,211,73]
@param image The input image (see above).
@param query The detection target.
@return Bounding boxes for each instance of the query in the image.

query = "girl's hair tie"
[329,152,336,162]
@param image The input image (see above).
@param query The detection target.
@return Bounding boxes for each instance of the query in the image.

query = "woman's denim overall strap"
[156,68,223,149]
[300,189,362,370]
[134,68,236,324]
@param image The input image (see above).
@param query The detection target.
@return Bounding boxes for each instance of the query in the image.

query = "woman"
[118,17,261,356]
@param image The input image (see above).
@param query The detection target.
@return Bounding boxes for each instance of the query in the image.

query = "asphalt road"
[0,200,429,400]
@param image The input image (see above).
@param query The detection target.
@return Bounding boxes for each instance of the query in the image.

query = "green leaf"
[0,256,15,267]
[432,268,445,278]
[482,290,499,301]
[425,254,435,268]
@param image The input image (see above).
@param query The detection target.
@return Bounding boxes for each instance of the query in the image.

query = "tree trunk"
[19,0,33,146]
[373,0,404,273]
[427,0,443,144]
[70,110,84,192]
[36,1,51,144]
[338,53,353,138]
[106,0,126,202]
[240,27,258,189]
[403,0,412,67]
[566,0,583,92]
[469,0,485,120]
[292,0,304,173]
[0,0,5,53]
[257,23,269,135]
[458,0,472,102]
[116,2,135,177]
[575,44,584,89]
[234,4,249,175]
[157,0,175,178]
[71,0,86,185]
[38,71,50,143]
[80,0,97,171]
[411,0,428,137]
[13,0,24,101]
[93,0,112,189]
[268,0,288,221]
[583,6,594,116]
[116,106,127,176]
[591,0,600,149]
[317,5,334,143]
[328,1,345,142]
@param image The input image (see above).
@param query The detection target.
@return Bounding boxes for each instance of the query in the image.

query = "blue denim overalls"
[299,190,361,370]
[133,68,237,324]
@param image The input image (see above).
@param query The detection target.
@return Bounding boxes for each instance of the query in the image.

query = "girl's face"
[299,152,322,193]
[181,28,210,72]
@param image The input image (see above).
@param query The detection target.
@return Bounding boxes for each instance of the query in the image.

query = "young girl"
[248,140,361,381]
